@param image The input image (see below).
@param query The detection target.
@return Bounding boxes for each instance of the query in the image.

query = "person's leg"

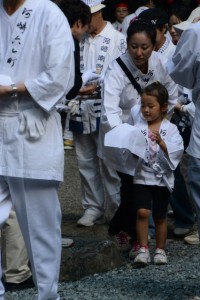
[73,131,105,220]
[134,206,151,265]
[136,208,150,247]
[154,218,167,249]
[108,173,136,237]
[0,177,13,296]
[7,177,61,300]
[169,163,195,234]
[134,185,152,248]
[152,186,169,264]
[180,153,191,195]
[1,209,31,285]
[188,155,200,236]
[108,173,136,252]
[100,159,121,214]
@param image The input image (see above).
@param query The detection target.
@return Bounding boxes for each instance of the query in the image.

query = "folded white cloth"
[67,99,80,115]
[19,108,49,141]
[105,123,146,159]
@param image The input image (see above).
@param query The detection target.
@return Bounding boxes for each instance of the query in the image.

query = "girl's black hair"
[127,18,156,45]
[59,0,91,28]
[141,81,169,108]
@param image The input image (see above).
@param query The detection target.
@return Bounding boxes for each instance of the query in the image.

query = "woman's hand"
[79,83,98,95]
[174,102,182,112]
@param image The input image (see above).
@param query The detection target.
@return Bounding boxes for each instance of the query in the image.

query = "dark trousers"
[108,172,137,241]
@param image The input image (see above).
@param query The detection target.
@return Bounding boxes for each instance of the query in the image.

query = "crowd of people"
[0,0,200,299]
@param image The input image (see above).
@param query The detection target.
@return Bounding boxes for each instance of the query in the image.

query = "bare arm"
[0,83,27,98]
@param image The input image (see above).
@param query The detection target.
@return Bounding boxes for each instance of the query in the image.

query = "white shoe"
[184,231,200,245]
[77,213,105,227]
[62,238,74,248]
[154,248,167,265]
[134,247,151,265]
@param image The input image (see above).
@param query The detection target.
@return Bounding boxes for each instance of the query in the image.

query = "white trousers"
[0,176,61,300]
[1,209,31,284]
[73,131,121,217]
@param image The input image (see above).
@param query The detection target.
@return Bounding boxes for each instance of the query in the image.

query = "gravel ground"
[3,152,200,300]
[5,238,200,300]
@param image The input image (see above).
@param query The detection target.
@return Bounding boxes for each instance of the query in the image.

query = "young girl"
[112,1,129,32]
[128,82,184,265]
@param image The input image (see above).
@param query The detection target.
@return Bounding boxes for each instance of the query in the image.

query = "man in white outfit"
[0,0,74,299]
[69,0,126,227]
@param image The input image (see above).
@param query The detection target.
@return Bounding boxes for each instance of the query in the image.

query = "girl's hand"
[152,130,168,156]
[151,131,162,144]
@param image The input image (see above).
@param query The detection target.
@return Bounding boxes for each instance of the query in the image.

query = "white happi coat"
[69,21,127,134]
[129,106,184,190]
[167,22,200,159]
[0,0,74,180]
[157,38,176,61]
[105,105,184,190]
[98,50,178,171]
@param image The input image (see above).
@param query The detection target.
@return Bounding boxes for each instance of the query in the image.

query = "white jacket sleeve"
[101,61,127,132]
[160,123,184,171]
[184,101,196,119]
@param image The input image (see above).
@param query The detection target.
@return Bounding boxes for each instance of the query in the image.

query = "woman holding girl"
[98,19,178,258]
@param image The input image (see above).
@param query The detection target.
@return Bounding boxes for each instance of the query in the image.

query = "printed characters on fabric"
[80,37,126,74]
[4,2,38,73]
[70,22,127,134]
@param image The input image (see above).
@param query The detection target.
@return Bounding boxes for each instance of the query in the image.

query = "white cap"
[81,0,106,14]
[173,7,200,33]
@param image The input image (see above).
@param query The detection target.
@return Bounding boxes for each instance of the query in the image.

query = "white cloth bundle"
[105,123,147,159]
